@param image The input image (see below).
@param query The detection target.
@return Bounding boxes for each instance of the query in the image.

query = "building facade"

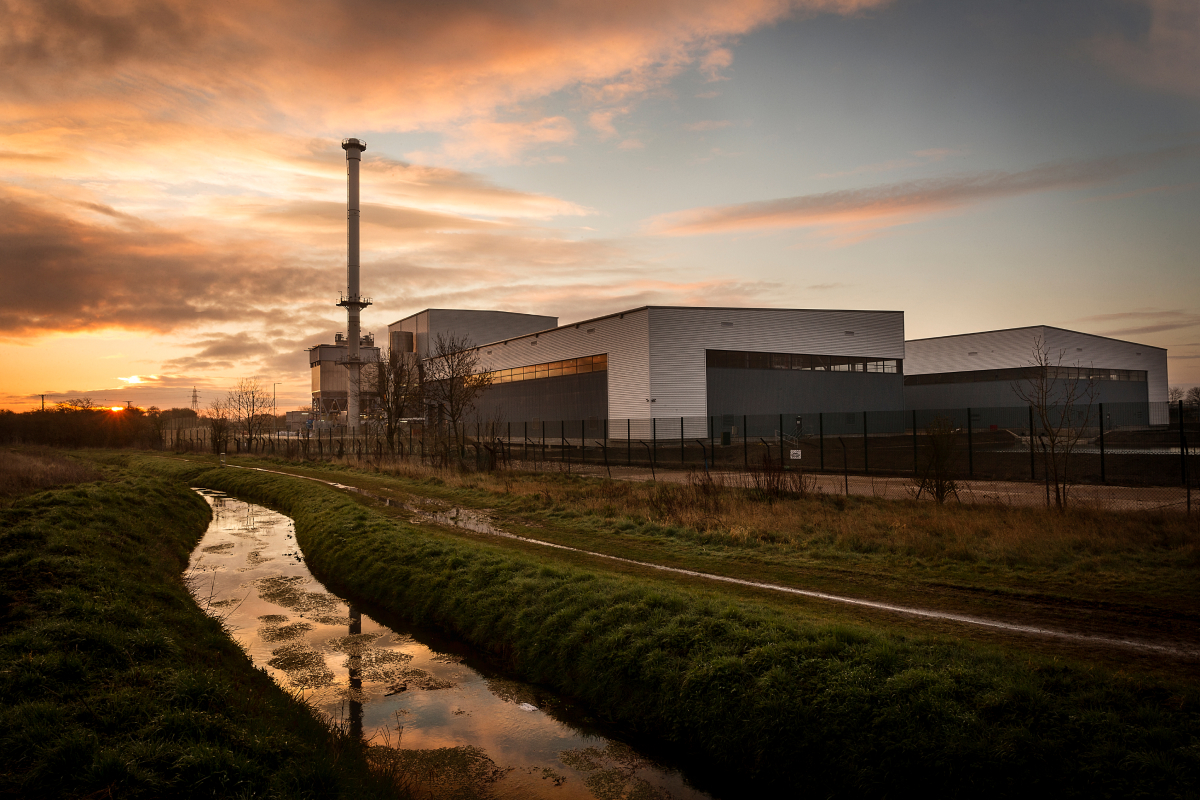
[455,306,906,426]
[904,325,1169,425]
[308,333,380,418]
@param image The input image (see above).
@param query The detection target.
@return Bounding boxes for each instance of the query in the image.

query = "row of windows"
[706,349,902,374]
[904,366,1148,386]
[484,353,609,384]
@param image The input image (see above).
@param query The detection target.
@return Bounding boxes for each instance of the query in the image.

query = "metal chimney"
[338,137,370,434]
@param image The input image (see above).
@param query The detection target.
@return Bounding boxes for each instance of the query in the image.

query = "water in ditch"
[187,489,714,800]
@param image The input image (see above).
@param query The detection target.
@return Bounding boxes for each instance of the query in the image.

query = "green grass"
[0,460,403,799]
[160,457,1200,798]
[202,455,1200,612]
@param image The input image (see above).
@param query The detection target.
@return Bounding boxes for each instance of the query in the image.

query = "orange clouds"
[648,145,1200,240]
[2,0,888,152]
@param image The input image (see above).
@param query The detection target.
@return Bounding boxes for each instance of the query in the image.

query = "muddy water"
[187,489,713,800]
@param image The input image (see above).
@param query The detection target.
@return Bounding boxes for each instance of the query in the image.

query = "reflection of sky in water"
[188,489,712,800]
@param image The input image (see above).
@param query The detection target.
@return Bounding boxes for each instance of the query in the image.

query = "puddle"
[187,489,713,800]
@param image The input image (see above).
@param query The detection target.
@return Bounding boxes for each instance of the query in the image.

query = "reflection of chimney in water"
[348,603,363,741]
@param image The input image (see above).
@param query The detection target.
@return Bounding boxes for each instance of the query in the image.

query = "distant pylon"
[190,386,200,413]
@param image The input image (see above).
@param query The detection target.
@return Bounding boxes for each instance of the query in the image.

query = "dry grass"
[354,458,1200,573]
[0,448,102,499]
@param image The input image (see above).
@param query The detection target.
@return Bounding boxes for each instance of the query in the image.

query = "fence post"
[743,415,748,470]
[862,411,869,474]
[779,413,784,469]
[681,417,685,466]
[652,418,657,468]
[1182,399,1188,486]
[627,419,631,466]
[966,407,974,479]
[912,410,918,474]
[819,412,825,471]
[1099,402,1106,483]
[1029,406,1036,480]
[563,421,568,470]
[709,416,714,470]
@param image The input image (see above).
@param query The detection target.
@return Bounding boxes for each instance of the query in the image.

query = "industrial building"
[308,332,380,416]
[307,306,1172,430]
[904,325,1169,424]
[385,305,905,428]
[388,309,557,358]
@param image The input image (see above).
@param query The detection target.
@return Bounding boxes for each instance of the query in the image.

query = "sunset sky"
[2,0,1198,412]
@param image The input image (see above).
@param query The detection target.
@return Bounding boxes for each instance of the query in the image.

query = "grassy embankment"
[0,450,404,799]
[162,455,1200,798]
[195,454,1200,645]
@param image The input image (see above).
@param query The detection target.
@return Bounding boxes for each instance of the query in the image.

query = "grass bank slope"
[0,459,400,799]
[189,462,1200,798]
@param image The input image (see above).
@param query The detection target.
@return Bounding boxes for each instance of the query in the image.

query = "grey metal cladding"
[904,378,1150,411]
[905,325,1169,409]
[475,371,608,422]
[427,309,557,352]
[473,308,651,420]
[387,309,557,359]
[648,307,905,417]
[708,369,904,417]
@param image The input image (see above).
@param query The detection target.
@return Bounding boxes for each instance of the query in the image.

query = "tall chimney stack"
[339,138,370,434]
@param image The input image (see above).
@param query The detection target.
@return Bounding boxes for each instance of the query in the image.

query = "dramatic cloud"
[1,0,886,153]
[0,189,332,337]
[648,145,1200,239]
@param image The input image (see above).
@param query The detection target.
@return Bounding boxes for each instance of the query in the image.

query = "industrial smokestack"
[339,138,370,434]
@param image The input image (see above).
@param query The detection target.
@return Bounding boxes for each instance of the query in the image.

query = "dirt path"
[217,462,1200,663]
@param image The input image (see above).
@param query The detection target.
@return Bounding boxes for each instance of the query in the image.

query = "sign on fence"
[790,449,802,460]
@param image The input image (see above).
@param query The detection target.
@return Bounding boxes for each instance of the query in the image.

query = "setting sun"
[110,406,123,412]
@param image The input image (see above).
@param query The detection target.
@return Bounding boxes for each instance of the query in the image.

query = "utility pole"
[40,394,44,411]
[190,387,200,413]
[273,382,280,437]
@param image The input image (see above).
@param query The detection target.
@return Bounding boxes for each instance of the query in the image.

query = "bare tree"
[363,347,422,453]
[1186,386,1200,406]
[1012,334,1096,510]
[204,398,231,454]
[227,378,271,444]
[1169,386,1185,403]
[422,332,493,461]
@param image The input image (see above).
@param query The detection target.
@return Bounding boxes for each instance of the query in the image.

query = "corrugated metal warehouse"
[304,311,1173,429]
[387,305,906,425]
[904,325,1169,424]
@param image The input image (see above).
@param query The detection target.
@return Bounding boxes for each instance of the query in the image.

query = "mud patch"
[201,542,234,554]
[245,550,274,568]
[260,621,314,643]
[387,667,455,692]
[254,574,342,616]
[367,744,509,797]
[560,742,676,800]
[266,642,334,688]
